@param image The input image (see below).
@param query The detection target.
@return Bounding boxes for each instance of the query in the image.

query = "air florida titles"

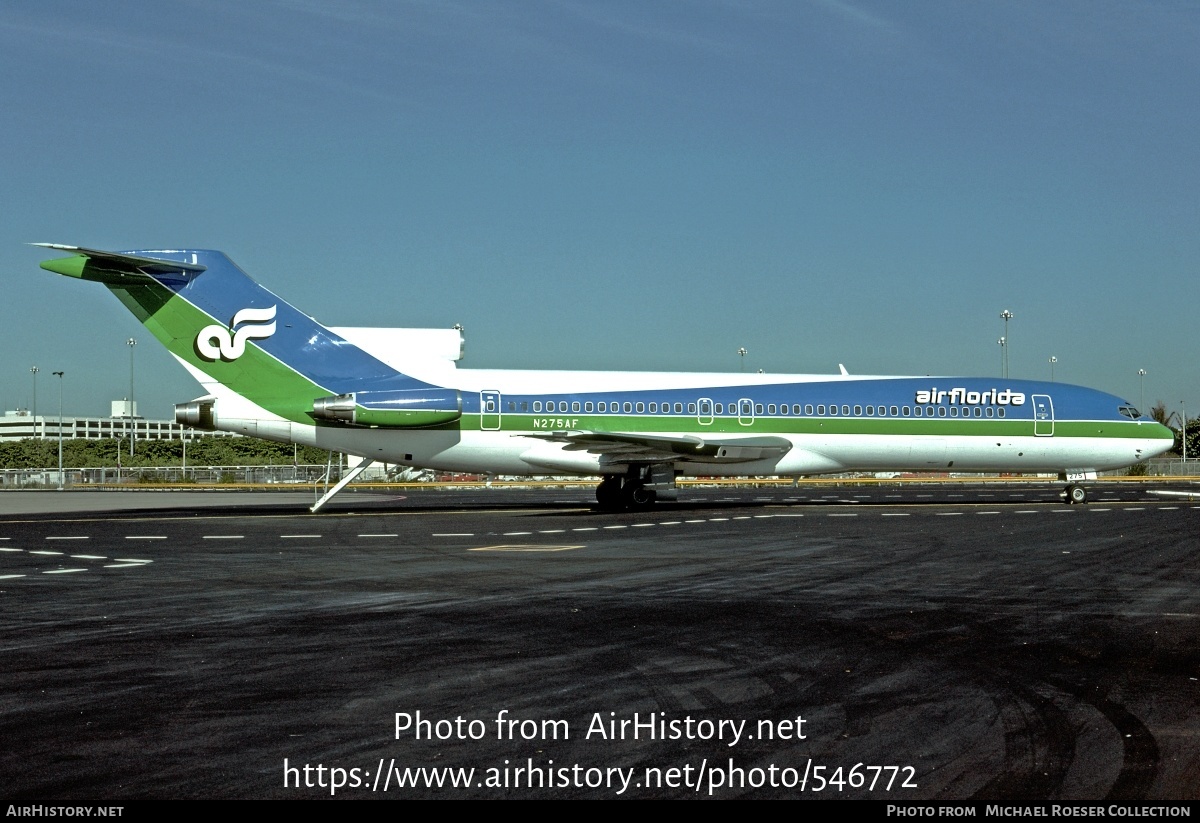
[914,387,1026,407]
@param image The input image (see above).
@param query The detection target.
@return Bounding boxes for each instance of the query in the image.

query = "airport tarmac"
[1,483,1198,800]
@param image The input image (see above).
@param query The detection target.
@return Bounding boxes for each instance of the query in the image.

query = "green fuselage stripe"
[466,414,1167,440]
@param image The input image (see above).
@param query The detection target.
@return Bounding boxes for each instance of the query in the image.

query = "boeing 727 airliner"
[35,245,1174,512]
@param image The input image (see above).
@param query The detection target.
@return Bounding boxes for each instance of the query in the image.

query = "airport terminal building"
[0,401,233,443]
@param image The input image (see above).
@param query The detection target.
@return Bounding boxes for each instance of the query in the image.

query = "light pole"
[53,371,64,490]
[1049,356,1057,382]
[29,366,39,436]
[997,337,1006,378]
[1182,400,1188,464]
[999,310,1013,378]
[127,337,137,456]
[1138,369,1147,412]
[737,347,747,372]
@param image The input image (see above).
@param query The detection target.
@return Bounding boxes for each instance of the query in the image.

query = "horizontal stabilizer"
[34,243,206,283]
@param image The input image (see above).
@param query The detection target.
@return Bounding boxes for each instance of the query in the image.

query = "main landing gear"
[595,465,677,511]
[595,476,656,510]
[1064,483,1088,505]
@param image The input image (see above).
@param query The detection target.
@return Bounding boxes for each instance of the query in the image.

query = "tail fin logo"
[195,305,277,361]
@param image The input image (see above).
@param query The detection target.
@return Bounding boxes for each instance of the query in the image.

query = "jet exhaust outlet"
[175,400,216,431]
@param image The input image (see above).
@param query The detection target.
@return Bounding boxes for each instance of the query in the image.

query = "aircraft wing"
[523,430,792,463]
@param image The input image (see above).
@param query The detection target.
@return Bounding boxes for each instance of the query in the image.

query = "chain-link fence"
[0,464,337,488]
[2,459,1198,489]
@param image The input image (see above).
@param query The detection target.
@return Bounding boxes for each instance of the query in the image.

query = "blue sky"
[2,1,1197,421]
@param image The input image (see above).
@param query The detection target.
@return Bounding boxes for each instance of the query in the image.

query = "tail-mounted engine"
[311,388,462,428]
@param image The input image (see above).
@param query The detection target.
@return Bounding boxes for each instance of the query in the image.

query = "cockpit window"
[1118,404,1141,419]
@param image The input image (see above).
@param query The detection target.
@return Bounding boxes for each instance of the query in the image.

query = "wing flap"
[524,430,792,463]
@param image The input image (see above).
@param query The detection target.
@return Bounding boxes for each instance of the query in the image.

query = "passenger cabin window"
[572,401,580,412]
[841,405,850,416]
[636,402,645,413]
[649,402,658,413]
[533,401,542,412]
[598,401,606,412]
[689,403,697,414]
[623,402,632,413]
[674,403,683,413]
